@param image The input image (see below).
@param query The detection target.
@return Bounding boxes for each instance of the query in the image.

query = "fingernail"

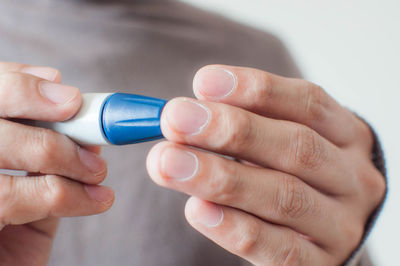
[22,66,59,81]
[85,185,114,202]
[195,200,224,227]
[39,81,79,105]
[161,147,198,181]
[194,67,236,99]
[166,99,210,135]
[78,147,106,174]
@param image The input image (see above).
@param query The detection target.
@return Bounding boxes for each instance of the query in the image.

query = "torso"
[0,1,300,265]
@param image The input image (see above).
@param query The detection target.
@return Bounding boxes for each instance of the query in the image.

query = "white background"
[181,0,400,265]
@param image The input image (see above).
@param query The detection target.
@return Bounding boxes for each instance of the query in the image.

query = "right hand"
[0,62,114,266]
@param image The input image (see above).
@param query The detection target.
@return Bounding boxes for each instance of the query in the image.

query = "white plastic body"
[36,93,112,145]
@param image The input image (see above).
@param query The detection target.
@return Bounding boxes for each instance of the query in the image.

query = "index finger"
[193,65,369,148]
[161,98,352,194]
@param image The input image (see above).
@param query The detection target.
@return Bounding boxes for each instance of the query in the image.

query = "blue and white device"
[40,93,167,145]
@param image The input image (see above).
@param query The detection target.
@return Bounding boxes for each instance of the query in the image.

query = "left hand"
[146,65,385,265]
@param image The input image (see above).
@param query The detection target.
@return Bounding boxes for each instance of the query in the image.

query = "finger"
[0,62,61,82]
[184,197,333,265]
[147,141,353,248]
[0,72,81,121]
[82,145,102,155]
[27,217,60,238]
[193,65,368,147]
[161,98,351,194]
[0,119,107,184]
[0,217,59,266]
[0,174,114,226]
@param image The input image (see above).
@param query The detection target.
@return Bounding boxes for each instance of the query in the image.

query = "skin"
[146,65,386,265]
[0,62,385,265]
[0,62,114,266]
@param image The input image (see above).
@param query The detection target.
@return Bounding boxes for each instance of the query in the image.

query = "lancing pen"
[35,93,167,145]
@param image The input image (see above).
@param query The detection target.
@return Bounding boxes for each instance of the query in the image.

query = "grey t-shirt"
[0,0,303,265]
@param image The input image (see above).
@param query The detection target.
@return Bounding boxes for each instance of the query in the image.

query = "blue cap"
[101,93,167,145]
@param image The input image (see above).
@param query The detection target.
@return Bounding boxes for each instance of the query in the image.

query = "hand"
[0,62,114,266]
[147,65,386,265]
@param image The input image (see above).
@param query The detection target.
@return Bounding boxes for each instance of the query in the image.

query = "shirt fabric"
[0,0,380,265]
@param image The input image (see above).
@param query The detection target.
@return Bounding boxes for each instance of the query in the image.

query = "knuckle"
[253,71,274,102]
[292,126,328,171]
[209,162,240,203]
[0,176,15,225]
[358,166,386,204]
[0,72,35,117]
[274,236,307,266]
[0,62,24,73]
[233,219,261,256]
[274,176,315,220]
[370,174,386,202]
[340,219,364,252]
[32,129,60,171]
[0,72,25,88]
[43,175,68,216]
[354,117,374,148]
[331,211,364,255]
[304,83,328,123]
[216,110,252,152]
[0,72,19,98]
